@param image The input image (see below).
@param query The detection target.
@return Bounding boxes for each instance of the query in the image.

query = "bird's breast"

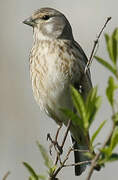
[29,40,80,123]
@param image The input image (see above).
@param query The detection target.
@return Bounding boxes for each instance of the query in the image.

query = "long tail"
[71,136,89,176]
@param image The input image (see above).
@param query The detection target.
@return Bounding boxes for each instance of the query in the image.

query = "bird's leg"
[55,119,71,165]
[47,120,71,165]
[47,124,62,155]
[55,124,62,143]
[60,119,71,150]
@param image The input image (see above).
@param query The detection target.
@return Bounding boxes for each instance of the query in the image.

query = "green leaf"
[113,113,118,125]
[113,28,118,41]
[112,29,118,63]
[89,96,102,126]
[105,34,113,63]
[105,33,109,45]
[49,165,57,176]
[95,56,117,76]
[91,120,106,145]
[61,108,83,129]
[100,147,110,157]
[23,162,38,180]
[106,76,118,106]
[86,87,102,127]
[107,153,118,162]
[29,175,46,180]
[109,127,118,152]
[29,176,37,180]
[99,152,118,165]
[105,33,117,64]
[86,87,97,110]
[37,142,53,170]
[70,86,88,129]
[38,175,46,180]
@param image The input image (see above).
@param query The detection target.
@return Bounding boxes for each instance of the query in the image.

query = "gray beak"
[23,17,36,27]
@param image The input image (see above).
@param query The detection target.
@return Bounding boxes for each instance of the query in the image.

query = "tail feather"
[71,136,88,176]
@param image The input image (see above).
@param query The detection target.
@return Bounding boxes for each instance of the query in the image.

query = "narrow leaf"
[70,86,88,129]
[86,87,97,110]
[107,153,118,162]
[29,175,46,180]
[86,87,102,127]
[113,28,118,41]
[91,120,106,144]
[105,33,109,46]
[106,76,118,106]
[89,96,102,126]
[37,142,52,170]
[29,176,37,180]
[38,175,46,180]
[95,56,117,76]
[112,30,118,64]
[49,165,57,176]
[61,108,83,129]
[113,28,118,59]
[105,34,113,62]
[112,113,118,124]
[110,127,118,151]
[105,33,117,64]
[23,162,38,180]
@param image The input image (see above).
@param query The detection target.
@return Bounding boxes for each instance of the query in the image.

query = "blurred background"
[0,0,118,179]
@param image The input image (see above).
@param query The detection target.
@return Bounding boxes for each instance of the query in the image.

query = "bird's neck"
[33,28,52,43]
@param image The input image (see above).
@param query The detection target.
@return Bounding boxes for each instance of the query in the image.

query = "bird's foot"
[47,133,55,155]
[47,133,63,155]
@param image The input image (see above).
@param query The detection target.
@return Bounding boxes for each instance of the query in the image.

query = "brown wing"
[72,40,92,99]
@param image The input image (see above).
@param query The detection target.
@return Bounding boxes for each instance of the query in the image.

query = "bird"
[23,7,92,176]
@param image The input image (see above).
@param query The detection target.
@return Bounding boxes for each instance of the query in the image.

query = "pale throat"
[33,27,51,42]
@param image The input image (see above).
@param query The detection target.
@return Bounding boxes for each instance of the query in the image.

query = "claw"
[47,133,50,141]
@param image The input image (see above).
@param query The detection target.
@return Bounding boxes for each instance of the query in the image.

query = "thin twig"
[85,16,113,180]
[55,119,71,165]
[86,122,115,180]
[52,147,73,178]
[84,17,112,73]
[55,125,62,143]
[52,137,73,179]
[64,160,91,167]
[47,124,62,156]
[54,146,62,165]
[52,147,91,179]
[61,119,71,149]
[71,148,89,153]
[2,171,10,180]
[47,133,62,164]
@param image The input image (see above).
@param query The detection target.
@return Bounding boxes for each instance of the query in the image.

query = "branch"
[84,17,112,73]
[51,147,73,178]
[2,172,10,180]
[52,147,90,179]
[64,160,91,167]
[60,120,71,149]
[47,133,62,164]
[86,121,115,180]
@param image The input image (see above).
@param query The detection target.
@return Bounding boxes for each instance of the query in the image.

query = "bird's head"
[23,7,73,41]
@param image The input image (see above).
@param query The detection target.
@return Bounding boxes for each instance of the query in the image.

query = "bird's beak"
[23,17,36,27]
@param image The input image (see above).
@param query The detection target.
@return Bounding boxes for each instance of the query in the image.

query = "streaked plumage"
[23,7,92,175]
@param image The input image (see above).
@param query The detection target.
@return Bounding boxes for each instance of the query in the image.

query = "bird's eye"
[41,15,50,20]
